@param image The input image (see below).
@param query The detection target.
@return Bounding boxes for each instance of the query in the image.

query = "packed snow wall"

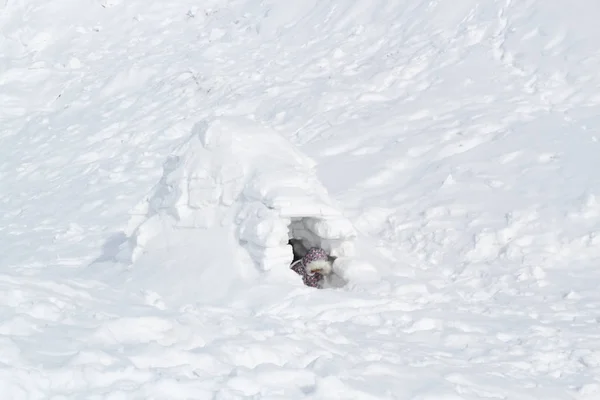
[116,117,357,301]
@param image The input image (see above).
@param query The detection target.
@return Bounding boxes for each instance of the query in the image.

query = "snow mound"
[115,117,356,303]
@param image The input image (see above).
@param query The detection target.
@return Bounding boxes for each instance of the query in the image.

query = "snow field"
[1,0,600,398]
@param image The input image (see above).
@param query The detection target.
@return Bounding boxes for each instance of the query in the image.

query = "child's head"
[303,247,333,276]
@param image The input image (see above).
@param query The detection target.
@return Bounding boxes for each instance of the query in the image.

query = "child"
[290,247,333,288]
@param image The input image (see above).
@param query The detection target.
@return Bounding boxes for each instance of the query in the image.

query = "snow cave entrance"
[288,217,337,264]
[285,217,355,288]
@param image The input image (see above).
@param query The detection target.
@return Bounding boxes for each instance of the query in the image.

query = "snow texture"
[2,0,600,398]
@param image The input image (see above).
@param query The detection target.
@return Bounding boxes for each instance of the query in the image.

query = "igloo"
[122,117,356,287]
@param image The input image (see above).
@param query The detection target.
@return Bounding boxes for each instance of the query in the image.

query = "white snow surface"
[2,0,600,398]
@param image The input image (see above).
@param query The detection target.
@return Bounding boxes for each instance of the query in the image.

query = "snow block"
[135,117,356,275]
